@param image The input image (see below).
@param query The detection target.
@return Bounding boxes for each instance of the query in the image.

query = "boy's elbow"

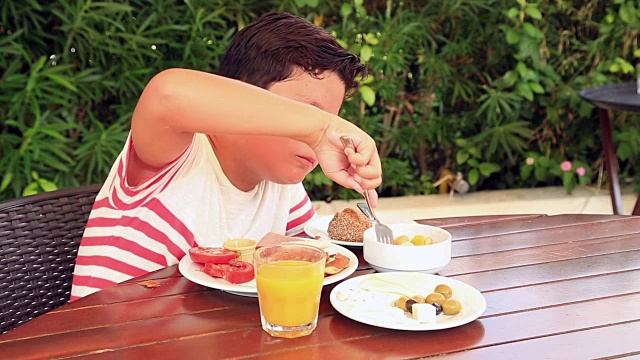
[138,69,182,121]
[144,69,181,102]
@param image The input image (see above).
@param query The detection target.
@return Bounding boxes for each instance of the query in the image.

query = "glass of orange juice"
[254,244,326,338]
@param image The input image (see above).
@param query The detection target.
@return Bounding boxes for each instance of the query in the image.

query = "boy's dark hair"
[218,12,367,98]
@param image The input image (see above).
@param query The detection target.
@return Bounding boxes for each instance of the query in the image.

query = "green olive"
[412,295,426,303]
[395,296,410,311]
[441,299,462,315]
[434,284,453,299]
[425,292,446,305]
[393,235,411,245]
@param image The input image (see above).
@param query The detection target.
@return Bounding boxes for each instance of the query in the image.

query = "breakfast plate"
[179,242,359,297]
[329,272,486,331]
[304,215,417,247]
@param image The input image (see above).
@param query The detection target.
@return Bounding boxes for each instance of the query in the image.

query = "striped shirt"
[70,133,315,301]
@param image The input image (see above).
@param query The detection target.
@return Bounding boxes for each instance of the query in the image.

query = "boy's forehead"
[268,70,346,114]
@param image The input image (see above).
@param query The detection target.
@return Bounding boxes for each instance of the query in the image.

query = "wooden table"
[2,214,640,359]
[579,82,640,215]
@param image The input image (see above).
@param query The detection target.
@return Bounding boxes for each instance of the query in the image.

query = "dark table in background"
[2,214,640,359]
[579,82,640,215]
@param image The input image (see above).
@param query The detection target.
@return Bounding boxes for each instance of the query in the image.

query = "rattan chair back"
[0,184,101,334]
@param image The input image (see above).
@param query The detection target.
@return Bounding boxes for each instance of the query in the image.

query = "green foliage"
[1,0,639,201]
[520,152,592,194]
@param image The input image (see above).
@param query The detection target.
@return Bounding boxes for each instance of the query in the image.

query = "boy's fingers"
[365,189,378,208]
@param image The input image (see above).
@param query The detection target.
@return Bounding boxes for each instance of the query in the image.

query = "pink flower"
[576,167,586,177]
[560,161,572,172]
[525,157,535,165]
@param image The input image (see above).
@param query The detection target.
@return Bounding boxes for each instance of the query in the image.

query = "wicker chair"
[0,184,101,334]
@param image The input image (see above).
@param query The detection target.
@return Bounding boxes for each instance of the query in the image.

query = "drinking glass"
[254,244,326,338]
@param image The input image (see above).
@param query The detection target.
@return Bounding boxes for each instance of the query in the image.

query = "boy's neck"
[207,134,262,192]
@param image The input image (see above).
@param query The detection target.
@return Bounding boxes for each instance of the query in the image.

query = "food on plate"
[327,208,371,242]
[257,232,351,277]
[188,245,255,284]
[394,283,462,318]
[203,260,255,284]
[411,303,437,323]
[425,292,446,305]
[325,253,350,275]
[441,299,462,315]
[189,246,238,264]
[393,234,434,246]
[434,284,453,299]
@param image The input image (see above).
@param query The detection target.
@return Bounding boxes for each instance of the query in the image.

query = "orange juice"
[256,260,324,326]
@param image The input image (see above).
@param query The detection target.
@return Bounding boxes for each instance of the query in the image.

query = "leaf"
[506,29,520,45]
[578,173,589,186]
[456,150,469,165]
[522,22,543,39]
[479,162,500,177]
[0,172,13,192]
[617,142,632,161]
[22,182,41,197]
[525,7,542,20]
[294,0,306,7]
[360,45,373,62]
[340,3,353,18]
[468,169,480,185]
[517,82,534,101]
[364,33,379,45]
[529,82,545,94]
[360,85,376,106]
[534,165,547,181]
[506,8,519,19]
[619,3,635,24]
[562,171,576,194]
[37,178,58,192]
[503,70,518,87]
[520,163,533,180]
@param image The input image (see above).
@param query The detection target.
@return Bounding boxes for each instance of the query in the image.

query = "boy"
[70,12,382,300]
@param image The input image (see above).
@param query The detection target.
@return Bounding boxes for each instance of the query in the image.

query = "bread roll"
[327,208,371,242]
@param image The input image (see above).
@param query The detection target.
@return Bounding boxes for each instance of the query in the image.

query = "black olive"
[431,302,443,315]
[406,299,418,313]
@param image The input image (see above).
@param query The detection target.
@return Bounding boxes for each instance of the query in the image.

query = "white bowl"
[363,223,452,273]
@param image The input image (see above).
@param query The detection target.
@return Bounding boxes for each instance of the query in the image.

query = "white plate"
[304,214,417,247]
[369,263,448,275]
[179,242,359,297]
[329,272,486,331]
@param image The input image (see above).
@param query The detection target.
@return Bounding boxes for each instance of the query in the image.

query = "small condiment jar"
[222,239,257,263]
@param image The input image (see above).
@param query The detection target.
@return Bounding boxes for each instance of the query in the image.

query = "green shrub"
[1,0,639,201]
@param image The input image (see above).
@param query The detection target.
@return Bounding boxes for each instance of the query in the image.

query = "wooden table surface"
[2,214,640,359]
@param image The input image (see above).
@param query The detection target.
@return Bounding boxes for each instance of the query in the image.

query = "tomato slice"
[189,246,237,264]
[202,260,255,284]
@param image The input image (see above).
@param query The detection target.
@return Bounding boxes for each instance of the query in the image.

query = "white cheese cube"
[411,303,436,323]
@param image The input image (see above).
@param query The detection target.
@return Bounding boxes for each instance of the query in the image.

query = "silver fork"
[356,200,394,244]
[339,136,394,244]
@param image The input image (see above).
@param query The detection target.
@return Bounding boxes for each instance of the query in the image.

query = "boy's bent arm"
[130,68,333,170]
[130,68,381,200]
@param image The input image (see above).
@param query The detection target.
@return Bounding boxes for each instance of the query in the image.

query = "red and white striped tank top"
[70,133,315,301]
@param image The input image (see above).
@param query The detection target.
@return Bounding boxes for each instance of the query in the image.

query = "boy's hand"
[313,121,382,207]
